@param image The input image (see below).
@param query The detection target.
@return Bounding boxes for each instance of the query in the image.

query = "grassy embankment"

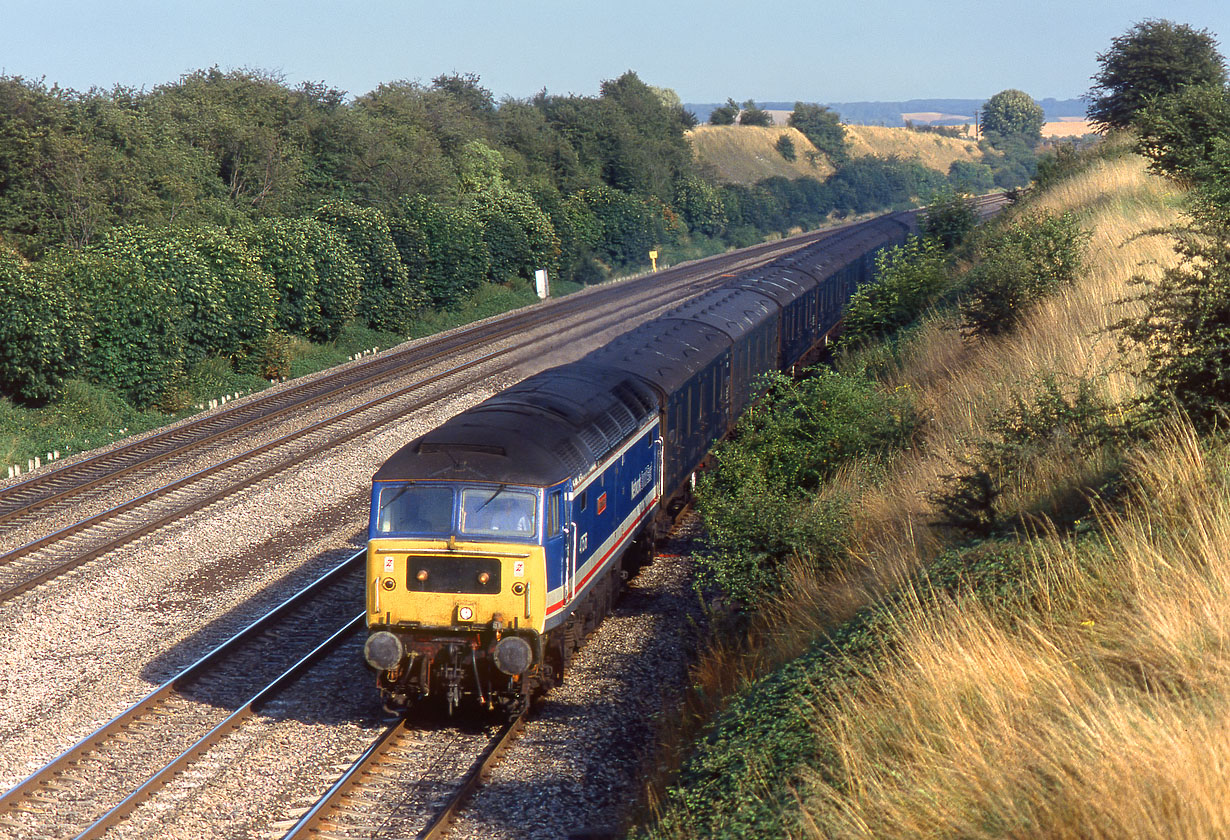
[688,123,982,184]
[638,137,1230,838]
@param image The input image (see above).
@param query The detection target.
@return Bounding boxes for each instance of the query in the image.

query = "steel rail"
[0,224,839,526]
[70,614,366,840]
[279,710,527,840]
[0,550,365,813]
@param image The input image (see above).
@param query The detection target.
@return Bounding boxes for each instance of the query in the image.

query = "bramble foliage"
[842,236,948,346]
[314,200,422,333]
[919,187,978,249]
[56,244,186,408]
[695,369,916,605]
[0,247,87,403]
[981,89,1044,142]
[930,375,1125,535]
[787,102,847,163]
[1117,230,1230,430]
[960,211,1090,336]
[1087,19,1227,132]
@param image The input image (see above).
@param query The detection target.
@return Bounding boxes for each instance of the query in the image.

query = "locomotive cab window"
[374,483,453,535]
[460,487,537,539]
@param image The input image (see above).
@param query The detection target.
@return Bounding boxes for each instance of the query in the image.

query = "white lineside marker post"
[534,268,550,299]
[649,249,658,272]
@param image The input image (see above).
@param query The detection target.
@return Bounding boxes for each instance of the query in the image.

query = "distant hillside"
[844,125,982,170]
[687,125,835,184]
[687,123,982,185]
[686,98,1085,126]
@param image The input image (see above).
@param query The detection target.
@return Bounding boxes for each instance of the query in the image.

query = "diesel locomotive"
[363,212,915,715]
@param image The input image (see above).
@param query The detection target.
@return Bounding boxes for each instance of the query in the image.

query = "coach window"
[577,490,588,512]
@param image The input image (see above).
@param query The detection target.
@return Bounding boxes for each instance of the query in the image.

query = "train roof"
[658,287,777,341]
[587,317,731,395]
[722,267,816,307]
[374,361,659,486]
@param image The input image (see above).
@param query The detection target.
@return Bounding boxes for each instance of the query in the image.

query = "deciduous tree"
[1087,19,1227,131]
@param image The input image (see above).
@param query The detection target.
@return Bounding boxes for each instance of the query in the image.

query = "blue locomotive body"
[363,212,916,714]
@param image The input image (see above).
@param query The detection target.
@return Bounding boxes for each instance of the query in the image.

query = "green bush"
[960,210,1090,336]
[390,195,489,308]
[187,226,279,353]
[930,374,1125,535]
[774,134,796,162]
[57,245,186,408]
[1117,230,1230,430]
[315,200,422,333]
[100,225,222,365]
[841,236,948,346]
[695,369,916,605]
[919,187,978,249]
[0,247,87,403]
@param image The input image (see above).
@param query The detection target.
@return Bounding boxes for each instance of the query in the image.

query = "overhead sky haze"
[4,0,1230,105]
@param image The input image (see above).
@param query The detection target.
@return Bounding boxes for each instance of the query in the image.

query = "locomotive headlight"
[364,631,404,671]
[477,572,490,585]
[381,577,396,591]
[458,605,474,622]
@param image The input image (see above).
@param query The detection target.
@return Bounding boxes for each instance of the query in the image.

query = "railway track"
[0,551,367,840]
[0,222,842,529]
[0,220,884,605]
[279,712,524,840]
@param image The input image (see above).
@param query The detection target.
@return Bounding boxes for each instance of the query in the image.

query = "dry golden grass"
[686,125,835,184]
[799,421,1230,838]
[843,124,983,173]
[864,153,1184,538]
[646,147,1205,837]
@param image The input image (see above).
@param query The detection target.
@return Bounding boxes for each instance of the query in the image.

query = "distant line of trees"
[0,68,1015,411]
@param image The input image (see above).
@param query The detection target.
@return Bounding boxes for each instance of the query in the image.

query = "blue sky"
[3,0,1229,104]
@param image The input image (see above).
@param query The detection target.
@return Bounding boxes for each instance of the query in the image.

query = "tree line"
[0,68,1001,412]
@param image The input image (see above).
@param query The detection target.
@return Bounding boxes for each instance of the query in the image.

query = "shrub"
[99,225,222,365]
[56,245,186,409]
[930,374,1125,535]
[841,236,948,346]
[249,217,325,338]
[695,369,916,605]
[315,200,422,334]
[0,247,87,403]
[1117,229,1230,430]
[919,187,977,249]
[960,211,1090,336]
[775,134,796,162]
[388,196,489,309]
